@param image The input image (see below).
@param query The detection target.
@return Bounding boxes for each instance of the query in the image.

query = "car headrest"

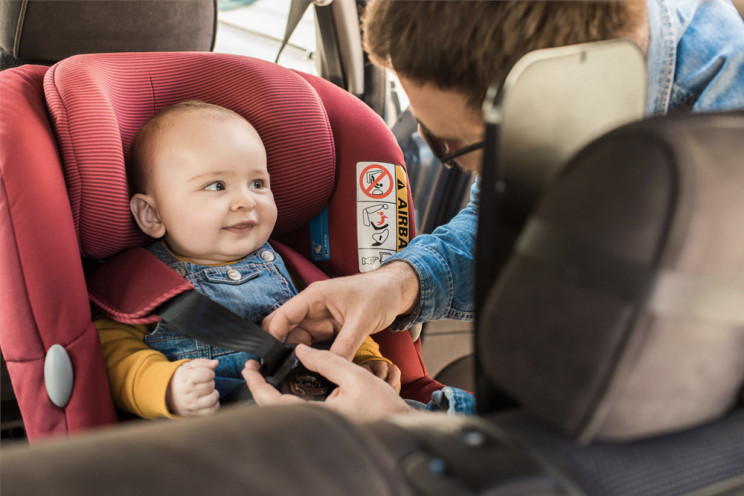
[43,52,335,259]
[478,111,744,443]
[0,0,216,69]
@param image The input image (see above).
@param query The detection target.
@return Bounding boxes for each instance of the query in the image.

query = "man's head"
[363,0,648,171]
[128,100,277,264]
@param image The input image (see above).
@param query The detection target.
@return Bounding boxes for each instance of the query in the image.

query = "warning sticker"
[356,162,410,272]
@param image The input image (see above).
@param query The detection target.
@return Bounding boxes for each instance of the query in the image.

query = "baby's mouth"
[223,221,256,233]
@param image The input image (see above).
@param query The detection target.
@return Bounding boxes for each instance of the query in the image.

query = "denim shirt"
[385,0,744,413]
[145,241,297,398]
[387,0,744,331]
[646,0,744,114]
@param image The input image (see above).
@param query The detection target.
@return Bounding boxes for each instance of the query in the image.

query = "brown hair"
[363,0,645,110]
[128,100,246,194]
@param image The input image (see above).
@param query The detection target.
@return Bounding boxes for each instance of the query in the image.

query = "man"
[244,0,744,419]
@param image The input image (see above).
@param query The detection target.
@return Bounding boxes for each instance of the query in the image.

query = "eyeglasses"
[418,123,485,169]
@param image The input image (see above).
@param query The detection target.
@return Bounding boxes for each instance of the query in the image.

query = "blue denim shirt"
[387,0,744,414]
[646,0,744,114]
[145,241,296,398]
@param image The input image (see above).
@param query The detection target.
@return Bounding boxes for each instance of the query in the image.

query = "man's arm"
[383,178,480,329]
[263,179,480,358]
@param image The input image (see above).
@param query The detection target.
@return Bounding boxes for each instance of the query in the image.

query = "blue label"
[309,205,331,261]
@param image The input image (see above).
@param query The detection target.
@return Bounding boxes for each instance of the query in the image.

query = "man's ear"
[130,194,166,238]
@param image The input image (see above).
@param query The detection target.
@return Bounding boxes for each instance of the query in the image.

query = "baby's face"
[146,114,277,264]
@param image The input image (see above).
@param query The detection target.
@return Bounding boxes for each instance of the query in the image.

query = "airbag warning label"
[356,162,409,272]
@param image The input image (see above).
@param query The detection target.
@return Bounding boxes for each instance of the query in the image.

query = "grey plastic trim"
[44,344,74,409]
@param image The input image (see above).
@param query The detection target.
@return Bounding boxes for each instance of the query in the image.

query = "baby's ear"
[130,194,165,238]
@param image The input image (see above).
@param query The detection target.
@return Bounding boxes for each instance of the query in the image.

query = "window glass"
[214,0,317,75]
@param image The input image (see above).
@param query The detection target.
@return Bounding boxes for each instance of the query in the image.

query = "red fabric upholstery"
[44,52,336,259]
[282,73,445,398]
[1,52,442,441]
[0,65,117,440]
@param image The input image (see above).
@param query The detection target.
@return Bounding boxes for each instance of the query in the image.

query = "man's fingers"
[295,345,366,386]
[284,328,313,346]
[242,361,303,406]
[262,296,322,342]
[328,331,365,362]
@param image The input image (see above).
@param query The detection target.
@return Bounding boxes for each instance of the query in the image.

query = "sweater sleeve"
[352,335,392,366]
[95,317,188,419]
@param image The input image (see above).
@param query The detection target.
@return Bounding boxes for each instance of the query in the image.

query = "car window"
[214,0,318,76]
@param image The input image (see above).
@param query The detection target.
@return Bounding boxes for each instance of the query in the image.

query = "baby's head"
[128,100,277,265]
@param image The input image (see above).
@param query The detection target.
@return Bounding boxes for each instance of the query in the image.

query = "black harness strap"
[156,290,295,387]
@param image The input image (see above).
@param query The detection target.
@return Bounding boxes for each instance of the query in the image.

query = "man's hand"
[359,360,401,392]
[262,262,420,360]
[166,359,220,417]
[242,345,413,422]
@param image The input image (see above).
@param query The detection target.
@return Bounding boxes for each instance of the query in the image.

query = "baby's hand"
[359,360,401,392]
[166,359,220,416]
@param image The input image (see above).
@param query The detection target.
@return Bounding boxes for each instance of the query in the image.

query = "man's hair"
[362,0,644,110]
[128,100,247,195]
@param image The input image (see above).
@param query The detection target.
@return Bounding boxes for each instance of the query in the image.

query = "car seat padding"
[43,52,336,259]
[478,112,744,442]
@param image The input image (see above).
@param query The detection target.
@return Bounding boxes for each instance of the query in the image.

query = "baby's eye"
[251,179,265,189]
[204,181,226,191]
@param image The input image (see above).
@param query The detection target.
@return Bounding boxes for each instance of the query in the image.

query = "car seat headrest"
[43,52,335,260]
[0,0,216,69]
[478,111,744,443]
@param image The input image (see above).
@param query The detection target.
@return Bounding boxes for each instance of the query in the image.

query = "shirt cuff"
[425,386,477,415]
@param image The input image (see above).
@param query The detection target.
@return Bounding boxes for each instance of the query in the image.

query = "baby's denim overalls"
[145,241,297,398]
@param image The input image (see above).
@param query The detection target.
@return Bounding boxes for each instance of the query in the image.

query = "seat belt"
[276,0,346,89]
[156,291,291,384]
[275,0,313,63]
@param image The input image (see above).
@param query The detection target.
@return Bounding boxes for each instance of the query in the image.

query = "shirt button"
[174,266,187,277]
[260,251,275,262]
[227,269,241,281]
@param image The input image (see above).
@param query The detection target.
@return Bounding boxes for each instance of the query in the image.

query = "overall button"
[260,251,276,262]
[174,266,187,277]
[227,269,241,281]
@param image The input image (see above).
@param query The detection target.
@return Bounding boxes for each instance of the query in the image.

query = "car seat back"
[0,52,440,441]
[478,111,744,443]
[0,0,217,69]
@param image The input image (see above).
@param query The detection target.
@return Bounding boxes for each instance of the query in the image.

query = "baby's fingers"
[185,359,218,385]
[192,390,220,416]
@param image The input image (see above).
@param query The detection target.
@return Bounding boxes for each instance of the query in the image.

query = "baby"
[96,100,400,418]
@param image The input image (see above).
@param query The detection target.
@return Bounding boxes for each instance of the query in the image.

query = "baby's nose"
[231,190,257,210]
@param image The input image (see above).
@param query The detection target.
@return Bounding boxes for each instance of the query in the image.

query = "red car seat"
[0,51,443,442]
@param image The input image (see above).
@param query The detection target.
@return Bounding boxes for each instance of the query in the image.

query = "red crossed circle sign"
[359,164,394,199]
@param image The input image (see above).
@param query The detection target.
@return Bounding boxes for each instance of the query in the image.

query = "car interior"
[1,1,744,494]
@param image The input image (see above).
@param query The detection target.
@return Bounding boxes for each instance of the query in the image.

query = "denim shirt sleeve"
[646,0,744,115]
[425,386,477,415]
[382,177,480,330]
